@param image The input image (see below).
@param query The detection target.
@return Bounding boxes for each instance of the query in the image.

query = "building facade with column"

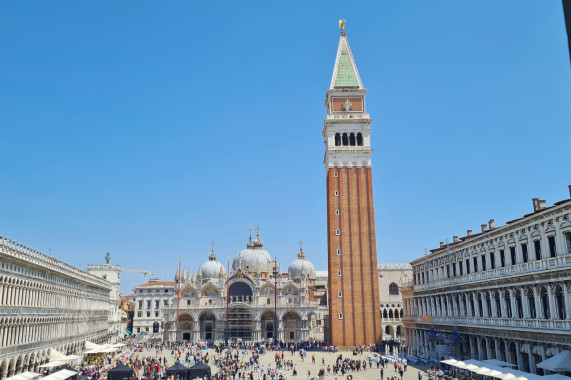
[401,187,571,374]
[378,264,412,341]
[161,232,328,343]
[0,236,119,380]
[87,256,123,338]
[132,280,175,335]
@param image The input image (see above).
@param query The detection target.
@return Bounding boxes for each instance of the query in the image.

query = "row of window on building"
[137,299,170,309]
[415,233,571,285]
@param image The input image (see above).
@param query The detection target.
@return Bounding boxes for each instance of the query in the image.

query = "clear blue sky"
[1,2,570,294]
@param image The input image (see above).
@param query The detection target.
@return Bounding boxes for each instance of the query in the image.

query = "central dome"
[233,235,273,273]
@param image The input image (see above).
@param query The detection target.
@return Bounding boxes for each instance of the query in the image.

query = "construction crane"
[121,268,156,283]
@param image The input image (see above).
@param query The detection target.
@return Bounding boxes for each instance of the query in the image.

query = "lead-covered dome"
[288,248,316,280]
[233,235,273,273]
[200,250,225,280]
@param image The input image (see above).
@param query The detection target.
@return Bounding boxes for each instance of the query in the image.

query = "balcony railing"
[404,315,571,331]
[411,255,571,292]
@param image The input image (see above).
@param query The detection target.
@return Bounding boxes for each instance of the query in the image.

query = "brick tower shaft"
[324,23,382,346]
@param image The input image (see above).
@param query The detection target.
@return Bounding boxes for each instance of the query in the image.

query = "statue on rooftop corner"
[105,251,111,265]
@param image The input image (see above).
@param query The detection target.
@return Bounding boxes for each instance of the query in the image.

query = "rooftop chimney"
[467,230,473,236]
[538,199,546,210]
[489,219,495,229]
[453,236,459,243]
[532,198,540,212]
[439,242,444,248]
[568,185,571,197]
[481,224,488,233]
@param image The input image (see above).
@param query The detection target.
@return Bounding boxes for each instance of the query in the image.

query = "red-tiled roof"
[138,281,174,287]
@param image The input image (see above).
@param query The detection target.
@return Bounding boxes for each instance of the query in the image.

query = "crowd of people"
[43,337,417,380]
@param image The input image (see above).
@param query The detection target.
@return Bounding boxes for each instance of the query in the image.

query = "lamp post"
[274,256,278,341]
[226,256,230,343]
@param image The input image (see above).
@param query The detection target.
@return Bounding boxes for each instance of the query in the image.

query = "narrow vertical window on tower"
[335,210,339,216]
[334,190,339,197]
[335,133,341,146]
[334,171,338,177]
[357,132,363,146]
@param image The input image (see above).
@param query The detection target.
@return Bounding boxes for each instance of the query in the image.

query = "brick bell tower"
[324,21,382,346]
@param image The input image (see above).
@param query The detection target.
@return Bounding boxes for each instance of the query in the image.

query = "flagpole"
[177,256,181,322]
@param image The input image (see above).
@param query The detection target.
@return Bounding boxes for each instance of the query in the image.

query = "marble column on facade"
[494,338,502,360]
[508,289,517,319]
[515,341,523,371]
[504,340,512,364]
[475,337,482,360]
[480,292,487,318]
[489,291,497,317]
[484,338,492,360]
[521,287,530,319]
[468,336,475,359]
[533,286,541,319]
[528,345,537,374]
[563,283,571,320]
[547,284,557,320]
[473,292,480,317]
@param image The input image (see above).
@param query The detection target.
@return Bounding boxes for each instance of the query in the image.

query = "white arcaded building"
[401,187,571,374]
[378,263,412,341]
[0,236,121,379]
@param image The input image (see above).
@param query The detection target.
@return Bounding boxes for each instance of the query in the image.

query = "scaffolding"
[225,306,253,340]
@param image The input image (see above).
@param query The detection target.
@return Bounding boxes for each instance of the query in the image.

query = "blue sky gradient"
[1,2,570,294]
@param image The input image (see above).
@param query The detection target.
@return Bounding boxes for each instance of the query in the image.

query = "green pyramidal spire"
[331,29,363,89]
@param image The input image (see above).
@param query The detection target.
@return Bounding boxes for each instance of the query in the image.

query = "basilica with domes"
[161,230,328,342]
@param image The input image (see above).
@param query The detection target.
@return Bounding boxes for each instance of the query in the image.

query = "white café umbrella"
[537,351,571,372]
[5,371,40,380]
[38,361,67,369]
[543,375,571,380]
[474,367,506,378]
[441,359,462,366]
[484,359,518,368]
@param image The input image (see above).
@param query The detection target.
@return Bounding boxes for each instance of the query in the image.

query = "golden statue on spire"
[339,19,346,31]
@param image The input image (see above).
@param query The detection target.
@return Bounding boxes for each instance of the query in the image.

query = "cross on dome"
[209,239,217,260]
